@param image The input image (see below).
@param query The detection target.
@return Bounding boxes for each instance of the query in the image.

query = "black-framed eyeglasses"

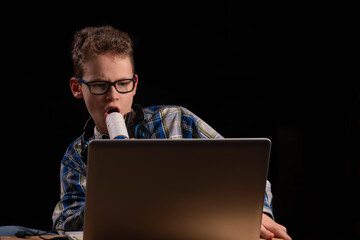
[77,75,136,95]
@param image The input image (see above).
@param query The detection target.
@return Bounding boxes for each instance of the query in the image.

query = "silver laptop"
[80,138,271,240]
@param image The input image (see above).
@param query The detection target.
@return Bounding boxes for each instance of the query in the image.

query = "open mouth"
[105,106,120,116]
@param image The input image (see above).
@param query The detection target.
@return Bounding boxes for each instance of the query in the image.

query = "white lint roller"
[105,112,129,139]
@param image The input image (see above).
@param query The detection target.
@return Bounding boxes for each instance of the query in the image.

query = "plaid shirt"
[52,105,274,231]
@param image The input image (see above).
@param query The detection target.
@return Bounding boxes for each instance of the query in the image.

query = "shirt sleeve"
[263,180,274,218]
[52,140,87,232]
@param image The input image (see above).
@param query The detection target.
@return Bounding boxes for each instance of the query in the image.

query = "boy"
[51,25,291,240]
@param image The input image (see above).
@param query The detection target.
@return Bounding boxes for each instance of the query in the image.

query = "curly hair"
[72,25,135,77]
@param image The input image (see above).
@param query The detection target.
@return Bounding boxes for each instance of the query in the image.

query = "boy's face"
[70,53,137,134]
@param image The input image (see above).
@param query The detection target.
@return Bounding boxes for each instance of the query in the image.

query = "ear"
[70,77,84,99]
[132,74,139,96]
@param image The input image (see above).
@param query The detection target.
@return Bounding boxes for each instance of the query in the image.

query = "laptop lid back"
[84,138,271,240]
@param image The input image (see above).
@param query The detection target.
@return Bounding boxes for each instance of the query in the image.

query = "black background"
[1,1,358,239]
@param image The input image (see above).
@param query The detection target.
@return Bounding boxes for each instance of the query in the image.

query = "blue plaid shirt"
[52,105,274,231]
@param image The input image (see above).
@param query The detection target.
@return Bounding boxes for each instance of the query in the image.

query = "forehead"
[82,53,133,80]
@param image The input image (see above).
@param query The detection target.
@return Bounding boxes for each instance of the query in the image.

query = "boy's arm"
[52,142,87,232]
[263,180,274,218]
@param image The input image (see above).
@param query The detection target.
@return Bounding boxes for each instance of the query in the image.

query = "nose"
[105,85,119,101]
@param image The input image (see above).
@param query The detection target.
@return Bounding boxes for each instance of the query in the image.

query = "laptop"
[68,138,271,240]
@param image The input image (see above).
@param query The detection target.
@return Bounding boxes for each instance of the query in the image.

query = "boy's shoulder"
[141,104,222,139]
[61,135,86,172]
[143,104,181,111]
[142,105,194,117]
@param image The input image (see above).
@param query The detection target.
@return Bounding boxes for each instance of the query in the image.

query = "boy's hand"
[260,214,292,240]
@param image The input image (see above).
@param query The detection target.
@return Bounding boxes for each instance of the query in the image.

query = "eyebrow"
[87,75,135,82]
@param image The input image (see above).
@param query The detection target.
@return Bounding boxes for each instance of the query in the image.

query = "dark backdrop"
[1,1,358,239]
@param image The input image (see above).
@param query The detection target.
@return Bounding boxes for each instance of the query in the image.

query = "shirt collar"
[94,126,109,139]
